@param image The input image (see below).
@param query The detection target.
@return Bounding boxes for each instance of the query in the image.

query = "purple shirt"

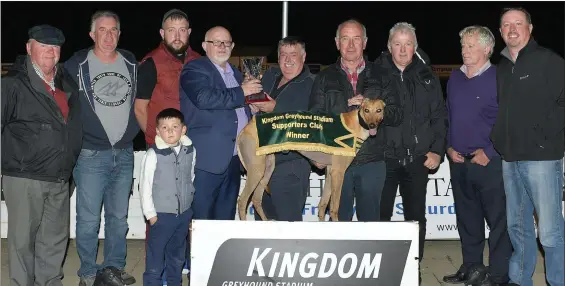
[446,64,498,159]
[212,62,248,156]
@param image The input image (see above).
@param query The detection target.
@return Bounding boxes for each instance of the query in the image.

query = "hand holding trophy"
[242,57,269,104]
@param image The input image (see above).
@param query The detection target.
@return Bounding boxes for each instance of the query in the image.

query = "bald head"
[204,26,231,41]
[202,26,234,66]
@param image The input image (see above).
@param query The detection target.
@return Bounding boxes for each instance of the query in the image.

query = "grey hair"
[90,10,121,33]
[335,19,367,39]
[277,36,306,57]
[387,22,418,49]
[459,25,496,57]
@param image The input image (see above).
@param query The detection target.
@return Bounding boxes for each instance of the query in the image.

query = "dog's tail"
[236,131,249,172]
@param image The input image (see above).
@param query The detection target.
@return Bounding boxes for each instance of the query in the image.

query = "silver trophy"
[242,57,268,103]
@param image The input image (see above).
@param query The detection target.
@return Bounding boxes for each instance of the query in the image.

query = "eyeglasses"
[204,40,233,48]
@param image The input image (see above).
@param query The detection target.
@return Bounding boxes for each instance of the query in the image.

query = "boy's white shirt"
[139,134,196,220]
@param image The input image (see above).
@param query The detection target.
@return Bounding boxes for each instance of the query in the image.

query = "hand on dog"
[424,152,441,169]
[447,147,464,163]
[348,95,364,107]
[149,216,157,226]
[471,149,490,166]
[251,94,276,113]
[241,78,263,96]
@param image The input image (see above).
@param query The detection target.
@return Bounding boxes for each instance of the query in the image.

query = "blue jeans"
[339,161,387,221]
[502,158,564,286]
[73,147,134,278]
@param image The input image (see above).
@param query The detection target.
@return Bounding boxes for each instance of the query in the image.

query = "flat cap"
[28,25,65,46]
[162,9,188,24]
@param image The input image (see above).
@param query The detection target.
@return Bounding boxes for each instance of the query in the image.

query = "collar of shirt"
[32,61,57,91]
[212,61,234,76]
[340,58,366,77]
[460,60,491,78]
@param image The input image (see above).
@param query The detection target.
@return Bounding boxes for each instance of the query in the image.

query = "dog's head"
[358,98,385,136]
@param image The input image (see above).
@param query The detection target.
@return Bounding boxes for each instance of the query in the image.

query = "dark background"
[1,1,564,154]
[0,2,564,200]
[2,1,564,65]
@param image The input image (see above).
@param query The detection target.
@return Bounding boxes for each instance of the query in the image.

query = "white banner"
[190,220,419,286]
[0,151,494,240]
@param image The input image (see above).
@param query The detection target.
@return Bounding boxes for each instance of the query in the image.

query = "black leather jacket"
[1,56,83,182]
[309,57,403,165]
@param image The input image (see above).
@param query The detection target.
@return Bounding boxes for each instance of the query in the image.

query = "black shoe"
[119,269,136,285]
[93,267,125,286]
[465,264,489,285]
[443,270,468,284]
[474,273,497,286]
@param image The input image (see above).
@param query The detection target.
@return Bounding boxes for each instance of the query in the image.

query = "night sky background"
[1,1,564,153]
[2,1,564,66]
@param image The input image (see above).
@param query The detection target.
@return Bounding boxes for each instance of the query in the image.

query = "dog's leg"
[236,133,266,220]
[328,157,353,222]
[251,154,275,221]
[317,167,332,221]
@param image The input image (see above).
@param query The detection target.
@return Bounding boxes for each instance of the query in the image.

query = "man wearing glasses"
[179,26,262,222]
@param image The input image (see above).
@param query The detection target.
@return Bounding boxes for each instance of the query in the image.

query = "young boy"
[139,108,196,286]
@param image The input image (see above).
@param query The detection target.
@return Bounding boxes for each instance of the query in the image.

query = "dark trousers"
[254,158,311,221]
[338,161,387,221]
[2,176,70,286]
[192,155,241,220]
[450,156,511,283]
[143,210,192,286]
[380,155,429,261]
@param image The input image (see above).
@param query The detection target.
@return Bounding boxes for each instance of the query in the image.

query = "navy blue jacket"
[179,56,251,174]
[63,48,140,150]
[260,66,316,163]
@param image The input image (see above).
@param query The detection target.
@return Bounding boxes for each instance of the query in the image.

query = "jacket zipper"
[400,70,416,158]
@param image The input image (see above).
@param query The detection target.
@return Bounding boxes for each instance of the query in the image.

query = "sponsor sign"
[190,220,419,286]
[431,65,460,79]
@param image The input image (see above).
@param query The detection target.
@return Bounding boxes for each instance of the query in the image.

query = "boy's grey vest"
[151,144,195,215]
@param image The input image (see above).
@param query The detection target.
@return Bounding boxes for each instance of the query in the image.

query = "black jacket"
[374,50,447,162]
[308,57,403,165]
[490,39,564,162]
[1,55,83,182]
[260,65,316,164]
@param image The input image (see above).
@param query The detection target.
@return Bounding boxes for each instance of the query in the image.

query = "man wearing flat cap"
[1,24,83,286]
[63,10,139,286]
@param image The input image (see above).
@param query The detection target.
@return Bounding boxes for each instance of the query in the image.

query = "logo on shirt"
[91,72,132,107]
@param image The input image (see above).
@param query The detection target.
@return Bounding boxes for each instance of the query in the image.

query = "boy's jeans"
[73,147,134,278]
[502,158,564,286]
[145,210,192,286]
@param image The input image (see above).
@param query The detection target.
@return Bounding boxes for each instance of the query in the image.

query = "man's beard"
[164,41,189,55]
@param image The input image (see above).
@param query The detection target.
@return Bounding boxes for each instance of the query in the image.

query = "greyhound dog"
[236,98,386,222]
